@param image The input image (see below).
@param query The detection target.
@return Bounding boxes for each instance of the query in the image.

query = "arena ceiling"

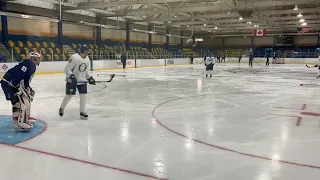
[5,0,320,37]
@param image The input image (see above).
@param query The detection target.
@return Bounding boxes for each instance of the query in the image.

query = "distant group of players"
[1,45,95,131]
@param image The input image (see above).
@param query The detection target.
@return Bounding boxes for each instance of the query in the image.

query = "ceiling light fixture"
[293,5,298,10]
[203,24,207,26]
[302,22,307,26]
[215,27,218,29]
[228,12,230,14]
[299,19,305,22]
[297,13,302,17]
[247,21,251,24]
[239,17,243,20]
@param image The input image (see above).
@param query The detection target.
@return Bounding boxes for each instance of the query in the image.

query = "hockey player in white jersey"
[59,45,96,119]
[205,56,215,78]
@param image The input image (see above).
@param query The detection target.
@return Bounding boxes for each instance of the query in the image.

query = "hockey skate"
[27,116,38,124]
[80,112,88,120]
[13,119,33,132]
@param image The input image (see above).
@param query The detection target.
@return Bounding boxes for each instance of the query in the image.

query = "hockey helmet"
[79,44,89,54]
[27,52,41,66]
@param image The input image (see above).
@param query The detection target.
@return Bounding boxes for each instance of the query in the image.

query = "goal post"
[276,57,285,64]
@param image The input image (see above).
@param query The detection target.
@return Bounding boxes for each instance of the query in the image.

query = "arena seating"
[8,40,69,61]
[7,37,318,62]
[70,43,175,60]
[225,49,245,57]
[181,48,200,57]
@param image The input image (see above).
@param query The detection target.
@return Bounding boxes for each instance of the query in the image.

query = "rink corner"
[0,115,46,145]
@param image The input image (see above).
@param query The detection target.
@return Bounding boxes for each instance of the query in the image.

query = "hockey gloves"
[27,87,35,102]
[68,74,77,84]
[87,77,96,85]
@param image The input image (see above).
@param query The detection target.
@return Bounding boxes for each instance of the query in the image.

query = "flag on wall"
[297,27,311,33]
[253,29,267,36]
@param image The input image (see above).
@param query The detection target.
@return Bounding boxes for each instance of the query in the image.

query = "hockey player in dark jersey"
[1,52,40,131]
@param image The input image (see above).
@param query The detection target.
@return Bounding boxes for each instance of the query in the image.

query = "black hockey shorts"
[122,61,126,69]
[206,63,213,71]
[1,80,18,103]
[66,83,87,95]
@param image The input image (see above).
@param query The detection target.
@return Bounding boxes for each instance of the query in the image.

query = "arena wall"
[226,57,318,64]
[5,17,320,48]
[294,35,318,46]
[6,17,181,45]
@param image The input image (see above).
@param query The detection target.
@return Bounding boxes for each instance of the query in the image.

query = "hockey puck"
[300,84,303,86]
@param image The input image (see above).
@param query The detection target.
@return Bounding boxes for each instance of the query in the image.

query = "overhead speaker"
[238,10,253,18]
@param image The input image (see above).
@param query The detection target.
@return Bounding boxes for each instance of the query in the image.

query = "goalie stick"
[1,77,33,100]
[1,77,17,88]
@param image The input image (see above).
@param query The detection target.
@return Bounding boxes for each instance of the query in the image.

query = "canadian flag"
[253,29,266,36]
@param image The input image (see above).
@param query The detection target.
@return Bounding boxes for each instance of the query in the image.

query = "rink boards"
[0,58,199,75]
[0,57,318,75]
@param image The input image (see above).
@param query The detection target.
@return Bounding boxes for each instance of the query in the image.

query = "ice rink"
[1,63,320,180]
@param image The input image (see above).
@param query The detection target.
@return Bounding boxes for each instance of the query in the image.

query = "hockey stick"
[306,64,318,68]
[194,59,202,64]
[97,73,125,77]
[1,77,17,88]
[1,77,33,101]
[95,74,115,83]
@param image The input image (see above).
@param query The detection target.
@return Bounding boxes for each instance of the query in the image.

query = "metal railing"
[4,48,318,63]
[0,48,200,63]
[196,49,319,59]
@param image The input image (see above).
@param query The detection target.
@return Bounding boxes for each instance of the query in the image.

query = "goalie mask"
[27,52,41,66]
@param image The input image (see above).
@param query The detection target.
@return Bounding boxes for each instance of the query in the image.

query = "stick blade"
[107,74,115,82]
[95,74,115,83]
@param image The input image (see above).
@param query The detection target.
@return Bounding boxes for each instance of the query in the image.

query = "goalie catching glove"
[87,77,96,85]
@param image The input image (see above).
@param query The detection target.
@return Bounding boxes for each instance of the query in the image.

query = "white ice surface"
[1,63,320,180]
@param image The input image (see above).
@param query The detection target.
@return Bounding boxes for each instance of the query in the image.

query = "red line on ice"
[0,142,167,180]
[152,95,320,169]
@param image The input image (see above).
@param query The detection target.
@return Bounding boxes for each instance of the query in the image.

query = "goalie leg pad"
[12,102,33,131]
